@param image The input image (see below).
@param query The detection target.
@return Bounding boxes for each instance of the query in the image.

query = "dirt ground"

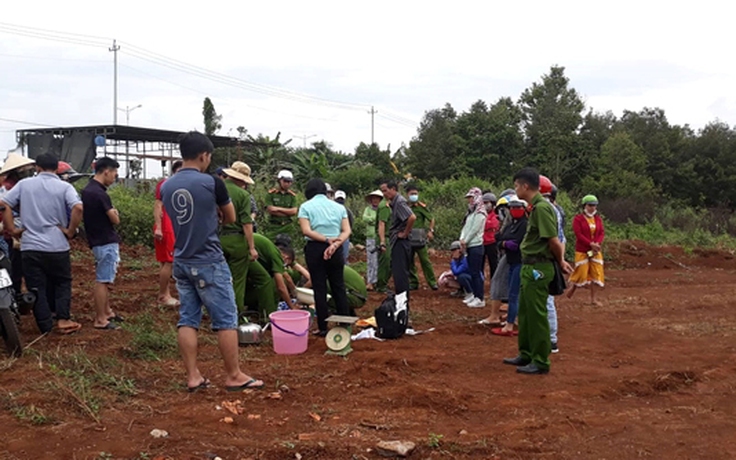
[1,240,736,460]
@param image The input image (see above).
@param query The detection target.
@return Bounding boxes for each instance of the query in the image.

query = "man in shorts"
[161,132,262,392]
[81,157,125,330]
[154,160,182,306]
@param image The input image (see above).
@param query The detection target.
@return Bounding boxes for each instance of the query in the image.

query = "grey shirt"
[2,172,82,252]
[389,193,413,242]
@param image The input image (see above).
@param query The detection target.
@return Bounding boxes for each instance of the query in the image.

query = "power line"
[0,116,54,127]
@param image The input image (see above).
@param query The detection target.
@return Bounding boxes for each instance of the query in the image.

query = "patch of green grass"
[2,393,53,425]
[428,432,444,449]
[122,312,178,361]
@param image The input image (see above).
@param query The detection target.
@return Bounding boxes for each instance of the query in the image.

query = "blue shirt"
[549,199,567,244]
[451,256,470,277]
[297,194,347,240]
[161,168,231,264]
[1,172,81,252]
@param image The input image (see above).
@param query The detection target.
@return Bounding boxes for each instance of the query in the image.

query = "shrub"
[107,184,156,248]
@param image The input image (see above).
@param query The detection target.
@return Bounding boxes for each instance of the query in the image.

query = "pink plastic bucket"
[269,310,311,355]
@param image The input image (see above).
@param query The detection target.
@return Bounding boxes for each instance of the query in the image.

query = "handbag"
[549,259,567,296]
[409,228,427,249]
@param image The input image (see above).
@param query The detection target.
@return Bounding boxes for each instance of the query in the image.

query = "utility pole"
[293,134,316,148]
[368,106,377,145]
[109,39,120,124]
[118,104,142,125]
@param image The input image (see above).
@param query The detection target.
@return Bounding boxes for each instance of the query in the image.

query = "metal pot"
[238,322,264,345]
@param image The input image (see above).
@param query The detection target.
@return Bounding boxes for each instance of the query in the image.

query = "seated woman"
[298,178,352,336]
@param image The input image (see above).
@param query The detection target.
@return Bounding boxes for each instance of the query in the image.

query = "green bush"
[107,184,156,248]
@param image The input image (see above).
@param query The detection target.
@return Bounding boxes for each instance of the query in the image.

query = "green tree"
[405,103,463,180]
[354,142,394,176]
[519,65,585,186]
[689,121,736,207]
[202,97,222,136]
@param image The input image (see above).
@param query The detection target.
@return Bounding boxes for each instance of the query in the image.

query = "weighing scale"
[324,315,359,356]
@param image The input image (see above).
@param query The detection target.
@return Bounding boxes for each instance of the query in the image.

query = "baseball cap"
[482,193,497,203]
[335,190,346,201]
[449,241,462,251]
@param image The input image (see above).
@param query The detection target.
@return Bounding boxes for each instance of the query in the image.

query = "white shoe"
[467,298,486,308]
[462,294,475,304]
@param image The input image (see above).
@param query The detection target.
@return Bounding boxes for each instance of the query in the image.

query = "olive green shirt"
[375,199,392,243]
[328,266,367,309]
[362,207,378,239]
[253,233,285,276]
[221,179,253,236]
[265,189,297,226]
[520,193,558,260]
[409,202,433,230]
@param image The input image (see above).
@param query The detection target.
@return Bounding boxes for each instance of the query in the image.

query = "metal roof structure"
[15,124,273,178]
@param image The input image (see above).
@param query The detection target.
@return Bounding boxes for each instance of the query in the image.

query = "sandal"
[187,378,211,393]
[94,322,120,330]
[55,322,82,335]
[108,314,125,323]
[491,327,518,337]
[226,378,264,392]
[478,318,506,327]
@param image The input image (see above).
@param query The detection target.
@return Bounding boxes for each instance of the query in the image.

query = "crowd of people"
[0,131,607,387]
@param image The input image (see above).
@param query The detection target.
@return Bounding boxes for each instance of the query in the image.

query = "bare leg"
[217,329,262,387]
[178,326,205,388]
[566,284,577,299]
[158,263,175,303]
[93,282,111,327]
[482,300,503,323]
[590,284,602,306]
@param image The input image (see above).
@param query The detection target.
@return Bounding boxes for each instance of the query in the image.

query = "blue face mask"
[409,194,419,203]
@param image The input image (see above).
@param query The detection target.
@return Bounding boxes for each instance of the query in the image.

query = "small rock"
[376,440,416,457]
[221,417,234,424]
[279,384,291,393]
[295,454,303,460]
[308,412,322,422]
[247,414,262,420]
[298,433,319,441]
[267,392,283,400]
[459,429,468,435]
[149,429,169,438]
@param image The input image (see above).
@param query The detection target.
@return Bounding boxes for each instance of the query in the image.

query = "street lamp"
[118,104,143,126]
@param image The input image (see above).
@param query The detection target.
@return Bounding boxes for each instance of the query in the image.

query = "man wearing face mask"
[405,184,438,290]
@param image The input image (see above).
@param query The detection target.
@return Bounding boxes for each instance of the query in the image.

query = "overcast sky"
[1,0,734,161]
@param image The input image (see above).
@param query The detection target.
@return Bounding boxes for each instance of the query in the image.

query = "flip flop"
[94,322,120,330]
[478,319,506,327]
[55,322,82,335]
[187,378,211,393]
[108,314,125,323]
[491,327,518,337]
[225,378,264,392]
[161,298,180,307]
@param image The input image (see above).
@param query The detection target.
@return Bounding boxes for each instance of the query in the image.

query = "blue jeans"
[466,245,484,300]
[507,262,522,324]
[92,243,120,283]
[547,295,558,343]
[456,273,473,294]
[173,259,238,331]
[342,239,350,263]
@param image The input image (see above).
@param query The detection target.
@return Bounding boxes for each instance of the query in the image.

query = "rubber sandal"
[491,327,518,337]
[226,378,264,392]
[108,314,125,323]
[55,323,82,335]
[187,378,211,393]
[94,322,120,330]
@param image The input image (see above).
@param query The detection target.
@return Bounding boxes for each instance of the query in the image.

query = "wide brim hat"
[224,161,255,185]
[1,153,35,175]
[365,189,383,201]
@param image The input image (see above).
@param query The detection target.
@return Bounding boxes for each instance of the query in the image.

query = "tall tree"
[202,97,222,136]
[354,142,394,176]
[519,65,585,186]
[405,103,463,180]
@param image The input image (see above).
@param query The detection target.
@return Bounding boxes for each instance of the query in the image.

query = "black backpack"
[374,292,409,339]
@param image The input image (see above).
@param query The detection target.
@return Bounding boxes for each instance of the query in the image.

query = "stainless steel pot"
[238,322,266,345]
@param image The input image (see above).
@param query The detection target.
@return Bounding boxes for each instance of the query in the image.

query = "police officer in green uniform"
[219,162,259,311]
[328,265,367,313]
[244,233,298,318]
[503,168,572,375]
[263,169,298,242]
[375,198,392,292]
[405,184,438,290]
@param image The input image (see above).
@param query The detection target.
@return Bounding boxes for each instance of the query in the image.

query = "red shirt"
[155,179,174,235]
[483,212,500,245]
[572,213,605,253]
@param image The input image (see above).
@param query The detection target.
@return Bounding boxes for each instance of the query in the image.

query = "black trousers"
[391,238,412,298]
[484,242,499,280]
[304,241,350,332]
[22,251,72,333]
